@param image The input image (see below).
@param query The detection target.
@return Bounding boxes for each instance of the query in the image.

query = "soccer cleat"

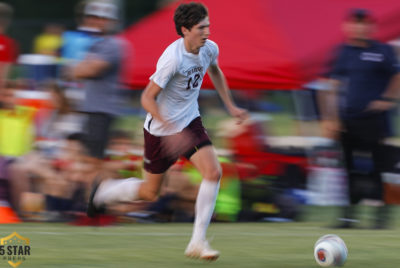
[185,240,220,261]
[87,179,106,218]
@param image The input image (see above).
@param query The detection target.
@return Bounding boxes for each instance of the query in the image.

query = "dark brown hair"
[174,2,208,37]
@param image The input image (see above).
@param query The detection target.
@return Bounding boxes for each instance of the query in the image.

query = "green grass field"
[1,206,400,268]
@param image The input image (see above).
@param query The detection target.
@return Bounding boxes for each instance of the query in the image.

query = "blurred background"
[1,0,400,228]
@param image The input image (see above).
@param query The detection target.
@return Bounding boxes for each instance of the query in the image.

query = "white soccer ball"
[314,234,348,267]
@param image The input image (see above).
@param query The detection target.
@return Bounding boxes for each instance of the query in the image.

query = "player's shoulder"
[334,43,349,53]
[161,38,183,60]
[369,40,391,51]
[204,39,218,51]
[162,38,182,53]
[331,43,354,61]
[0,34,15,46]
[370,40,397,57]
[90,36,119,53]
[157,38,182,68]
[202,39,219,58]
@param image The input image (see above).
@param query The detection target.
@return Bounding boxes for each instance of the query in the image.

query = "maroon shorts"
[143,117,212,174]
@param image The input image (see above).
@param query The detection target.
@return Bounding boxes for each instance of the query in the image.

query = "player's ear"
[181,26,190,36]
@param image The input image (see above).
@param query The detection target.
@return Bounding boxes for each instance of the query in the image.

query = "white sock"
[93,177,142,206]
[190,179,220,243]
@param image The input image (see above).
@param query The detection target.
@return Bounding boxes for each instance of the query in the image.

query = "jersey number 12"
[186,74,201,90]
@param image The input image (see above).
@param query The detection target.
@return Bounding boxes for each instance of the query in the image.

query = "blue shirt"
[61,30,102,61]
[329,41,399,119]
[81,36,124,115]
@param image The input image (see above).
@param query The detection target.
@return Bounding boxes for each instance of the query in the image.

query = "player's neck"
[347,38,371,48]
[183,39,200,54]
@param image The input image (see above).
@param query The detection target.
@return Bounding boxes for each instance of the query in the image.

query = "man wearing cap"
[70,1,124,176]
[61,1,110,63]
[321,8,400,229]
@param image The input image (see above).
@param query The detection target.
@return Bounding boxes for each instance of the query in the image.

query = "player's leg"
[371,139,390,229]
[185,145,221,260]
[82,112,116,206]
[335,129,358,228]
[87,172,164,217]
[84,113,115,174]
[92,171,164,207]
[88,128,175,216]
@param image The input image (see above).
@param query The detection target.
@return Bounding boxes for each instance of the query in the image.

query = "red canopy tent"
[121,0,400,90]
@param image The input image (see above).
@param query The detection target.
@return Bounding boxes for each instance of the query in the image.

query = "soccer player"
[88,2,247,261]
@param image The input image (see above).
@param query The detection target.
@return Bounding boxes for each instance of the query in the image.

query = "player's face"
[343,19,373,41]
[87,16,115,33]
[184,17,210,50]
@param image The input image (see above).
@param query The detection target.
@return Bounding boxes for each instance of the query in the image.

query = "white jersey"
[144,38,219,136]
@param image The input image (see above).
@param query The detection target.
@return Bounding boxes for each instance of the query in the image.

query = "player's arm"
[366,73,400,111]
[381,45,400,101]
[141,80,167,124]
[382,73,400,100]
[317,78,341,120]
[207,64,247,123]
[317,78,342,139]
[70,58,110,80]
[367,45,400,111]
[317,46,345,139]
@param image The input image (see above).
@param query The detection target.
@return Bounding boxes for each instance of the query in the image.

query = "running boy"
[88,2,247,261]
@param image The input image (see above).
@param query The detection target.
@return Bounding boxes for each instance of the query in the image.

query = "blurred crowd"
[0,0,400,229]
[0,0,141,223]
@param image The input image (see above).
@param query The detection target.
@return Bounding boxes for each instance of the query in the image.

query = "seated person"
[8,133,93,219]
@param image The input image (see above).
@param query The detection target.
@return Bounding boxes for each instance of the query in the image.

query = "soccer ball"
[314,234,348,266]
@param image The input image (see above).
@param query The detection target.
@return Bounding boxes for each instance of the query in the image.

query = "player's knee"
[141,190,159,202]
[206,168,222,182]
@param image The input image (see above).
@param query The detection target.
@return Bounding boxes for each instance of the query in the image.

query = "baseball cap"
[346,8,374,22]
[84,1,118,20]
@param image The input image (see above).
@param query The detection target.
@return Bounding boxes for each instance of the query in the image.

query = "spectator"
[38,81,84,144]
[69,1,125,179]
[320,9,400,229]
[9,132,91,219]
[61,1,106,64]
[61,0,111,107]
[0,81,36,158]
[33,24,64,56]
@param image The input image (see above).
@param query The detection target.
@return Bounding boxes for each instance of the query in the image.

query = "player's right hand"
[228,105,249,125]
[321,119,342,140]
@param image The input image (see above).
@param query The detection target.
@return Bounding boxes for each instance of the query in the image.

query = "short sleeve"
[208,40,219,66]
[87,37,121,66]
[325,45,346,79]
[150,49,178,89]
[0,36,18,63]
[383,44,400,75]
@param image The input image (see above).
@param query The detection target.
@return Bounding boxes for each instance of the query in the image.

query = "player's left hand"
[228,106,248,124]
[366,100,397,112]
